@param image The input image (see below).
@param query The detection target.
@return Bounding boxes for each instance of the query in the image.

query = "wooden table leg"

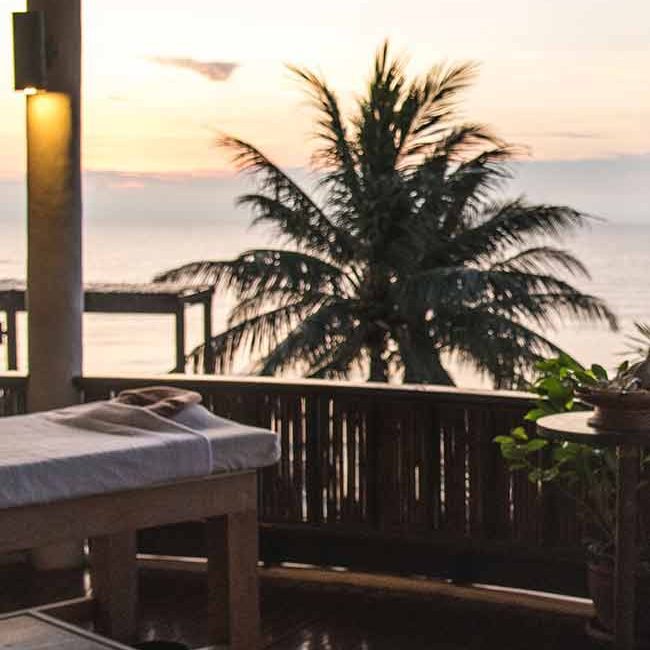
[89,530,138,644]
[614,444,641,650]
[207,511,261,650]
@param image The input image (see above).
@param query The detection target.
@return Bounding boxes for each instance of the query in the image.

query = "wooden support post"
[202,292,213,373]
[89,530,138,644]
[26,0,84,572]
[206,510,261,650]
[614,444,641,650]
[174,302,185,373]
[26,0,82,411]
[5,307,17,371]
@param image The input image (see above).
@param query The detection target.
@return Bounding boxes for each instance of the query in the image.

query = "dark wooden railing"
[0,372,587,595]
[77,374,588,596]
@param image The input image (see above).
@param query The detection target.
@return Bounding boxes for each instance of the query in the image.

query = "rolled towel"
[113,386,202,418]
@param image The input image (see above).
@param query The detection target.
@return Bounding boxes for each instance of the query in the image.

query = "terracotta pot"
[588,559,650,641]
[577,388,650,432]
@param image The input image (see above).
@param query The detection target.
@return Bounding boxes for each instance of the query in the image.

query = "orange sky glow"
[1,0,649,177]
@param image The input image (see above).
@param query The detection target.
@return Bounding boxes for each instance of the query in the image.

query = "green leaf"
[553,445,578,462]
[591,364,608,381]
[511,426,528,441]
[535,358,560,372]
[558,352,584,372]
[524,408,546,422]
[501,446,526,461]
[493,435,515,444]
[573,370,598,386]
[528,471,542,484]
[525,439,548,452]
[538,376,570,400]
[541,467,560,481]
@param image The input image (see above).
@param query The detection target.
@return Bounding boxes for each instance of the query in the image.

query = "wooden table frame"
[538,412,644,650]
[0,471,261,649]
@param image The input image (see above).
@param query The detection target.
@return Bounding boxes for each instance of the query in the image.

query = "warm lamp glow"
[27,93,73,201]
[28,92,71,123]
[23,86,39,96]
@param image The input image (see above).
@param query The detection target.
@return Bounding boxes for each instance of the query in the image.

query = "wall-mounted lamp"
[13,11,47,94]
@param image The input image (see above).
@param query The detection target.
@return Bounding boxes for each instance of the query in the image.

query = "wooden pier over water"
[0,280,214,373]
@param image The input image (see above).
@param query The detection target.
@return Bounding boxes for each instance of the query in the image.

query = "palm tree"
[157,42,617,388]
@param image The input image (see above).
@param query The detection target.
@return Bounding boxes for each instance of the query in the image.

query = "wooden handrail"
[76,374,535,407]
[0,372,28,386]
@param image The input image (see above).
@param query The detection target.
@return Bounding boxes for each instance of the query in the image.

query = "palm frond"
[495,290,618,331]
[449,199,589,262]
[202,299,322,373]
[445,310,566,388]
[224,249,350,300]
[399,265,618,331]
[288,65,364,216]
[228,288,331,328]
[490,246,590,278]
[405,121,497,167]
[355,42,411,174]
[397,62,479,161]
[222,136,356,262]
[406,129,514,238]
[257,301,357,375]
[623,322,650,360]
[437,145,518,233]
[154,260,230,285]
[307,324,368,379]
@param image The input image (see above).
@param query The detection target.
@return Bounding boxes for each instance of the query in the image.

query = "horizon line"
[1,151,650,183]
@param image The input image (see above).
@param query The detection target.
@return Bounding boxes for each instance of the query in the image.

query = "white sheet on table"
[0,401,280,509]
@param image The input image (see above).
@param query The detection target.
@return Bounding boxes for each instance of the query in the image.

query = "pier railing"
[0,372,27,416]
[0,373,588,595]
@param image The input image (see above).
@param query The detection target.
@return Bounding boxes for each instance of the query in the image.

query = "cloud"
[150,57,238,82]
[108,179,146,190]
[545,131,606,140]
[514,130,606,141]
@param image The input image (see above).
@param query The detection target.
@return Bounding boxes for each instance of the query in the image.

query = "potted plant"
[494,340,650,641]
[576,352,650,432]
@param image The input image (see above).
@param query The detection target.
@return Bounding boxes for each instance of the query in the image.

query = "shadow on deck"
[0,562,599,649]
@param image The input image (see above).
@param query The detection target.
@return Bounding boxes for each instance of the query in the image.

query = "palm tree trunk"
[368,346,389,382]
[404,349,454,386]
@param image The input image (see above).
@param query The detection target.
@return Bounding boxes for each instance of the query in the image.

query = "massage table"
[0,399,281,649]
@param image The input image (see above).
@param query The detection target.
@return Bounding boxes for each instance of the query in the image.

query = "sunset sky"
[1,0,649,178]
[0,0,649,377]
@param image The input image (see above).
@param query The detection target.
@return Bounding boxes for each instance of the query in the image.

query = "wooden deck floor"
[0,562,599,649]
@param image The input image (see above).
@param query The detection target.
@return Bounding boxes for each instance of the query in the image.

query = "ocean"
[2,201,649,388]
